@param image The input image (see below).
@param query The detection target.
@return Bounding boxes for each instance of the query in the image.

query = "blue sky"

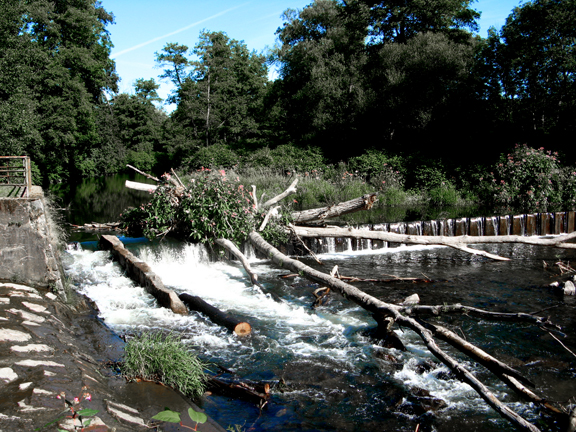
[102,0,525,108]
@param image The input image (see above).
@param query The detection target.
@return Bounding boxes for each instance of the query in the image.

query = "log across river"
[63,236,576,432]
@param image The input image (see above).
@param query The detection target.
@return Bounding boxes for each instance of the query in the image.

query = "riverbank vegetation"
[1,0,576,217]
[121,332,207,399]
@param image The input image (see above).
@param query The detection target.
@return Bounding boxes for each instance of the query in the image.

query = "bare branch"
[126,164,160,182]
[261,178,299,209]
[215,238,264,290]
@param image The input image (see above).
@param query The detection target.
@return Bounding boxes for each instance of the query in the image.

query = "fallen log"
[292,226,576,249]
[178,293,251,336]
[291,193,378,224]
[125,180,158,192]
[206,376,270,408]
[248,231,542,432]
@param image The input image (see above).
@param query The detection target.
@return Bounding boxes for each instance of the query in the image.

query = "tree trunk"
[291,193,378,223]
[178,293,251,336]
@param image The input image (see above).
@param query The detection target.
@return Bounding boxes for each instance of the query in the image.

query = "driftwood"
[291,193,378,223]
[125,180,158,192]
[292,226,576,250]
[206,376,270,408]
[179,293,251,336]
[70,222,123,231]
[127,164,160,182]
[215,238,263,289]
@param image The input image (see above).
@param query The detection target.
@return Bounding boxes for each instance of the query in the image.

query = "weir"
[304,210,576,253]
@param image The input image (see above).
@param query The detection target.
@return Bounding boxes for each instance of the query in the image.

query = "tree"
[360,0,480,44]
[155,42,189,104]
[274,0,369,153]
[274,0,479,159]
[478,0,576,158]
[134,78,162,103]
[0,0,118,183]
[104,81,167,172]
[171,31,269,153]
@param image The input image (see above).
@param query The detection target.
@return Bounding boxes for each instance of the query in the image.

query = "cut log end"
[234,322,252,336]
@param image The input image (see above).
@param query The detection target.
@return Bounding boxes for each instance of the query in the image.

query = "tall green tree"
[360,0,480,44]
[169,31,269,153]
[0,0,118,183]
[274,0,479,158]
[478,0,576,155]
[275,0,369,151]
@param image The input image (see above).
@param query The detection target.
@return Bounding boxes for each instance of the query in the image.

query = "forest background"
[1,0,576,215]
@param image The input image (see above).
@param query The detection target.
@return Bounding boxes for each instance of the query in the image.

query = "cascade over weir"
[303,211,576,254]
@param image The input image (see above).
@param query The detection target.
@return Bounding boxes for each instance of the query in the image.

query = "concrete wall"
[0,197,64,297]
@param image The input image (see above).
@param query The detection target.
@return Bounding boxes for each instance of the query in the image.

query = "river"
[58,175,576,431]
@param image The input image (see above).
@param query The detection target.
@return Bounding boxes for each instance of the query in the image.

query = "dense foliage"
[2,0,576,213]
[121,169,292,246]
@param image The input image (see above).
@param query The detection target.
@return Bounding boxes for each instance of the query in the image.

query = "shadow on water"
[50,173,156,226]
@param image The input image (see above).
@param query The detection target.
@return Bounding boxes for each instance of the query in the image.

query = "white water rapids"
[63,239,556,431]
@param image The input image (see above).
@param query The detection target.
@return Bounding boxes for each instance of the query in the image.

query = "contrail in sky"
[112,3,249,58]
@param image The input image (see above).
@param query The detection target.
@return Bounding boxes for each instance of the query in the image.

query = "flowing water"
[63,237,576,431]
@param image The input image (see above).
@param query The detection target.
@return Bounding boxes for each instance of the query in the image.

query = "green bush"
[121,169,292,246]
[121,332,207,399]
[478,144,576,211]
[428,183,460,206]
[186,144,240,170]
[241,144,325,173]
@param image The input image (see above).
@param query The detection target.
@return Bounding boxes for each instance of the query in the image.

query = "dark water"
[59,174,576,431]
[50,173,155,226]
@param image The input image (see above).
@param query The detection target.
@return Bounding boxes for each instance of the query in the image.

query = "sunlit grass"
[121,332,207,399]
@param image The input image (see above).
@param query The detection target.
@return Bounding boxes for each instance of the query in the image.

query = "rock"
[563,280,575,295]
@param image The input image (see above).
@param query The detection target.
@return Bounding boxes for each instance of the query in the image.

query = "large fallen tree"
[121,167,576,431]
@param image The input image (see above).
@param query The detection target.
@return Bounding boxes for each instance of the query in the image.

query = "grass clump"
[121,332,207,399]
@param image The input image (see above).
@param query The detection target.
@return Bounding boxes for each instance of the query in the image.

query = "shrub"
[186,144,240,170]
[241,144,325,174]
[428,183,460,206]
[478,144,575,211]
[121,169,292,246]
[121,332,207,399]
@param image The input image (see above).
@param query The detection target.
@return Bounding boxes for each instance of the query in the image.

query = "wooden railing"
[0,156,32,198]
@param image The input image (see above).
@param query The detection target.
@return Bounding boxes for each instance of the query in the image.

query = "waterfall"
[301,211,576,253]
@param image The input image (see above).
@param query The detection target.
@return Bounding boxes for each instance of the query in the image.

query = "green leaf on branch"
[188,407,207,424]
[152,409,182,423]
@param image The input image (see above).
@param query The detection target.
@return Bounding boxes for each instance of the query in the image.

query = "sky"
[102,0,526,109]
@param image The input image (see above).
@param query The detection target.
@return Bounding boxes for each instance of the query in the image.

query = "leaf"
[152,409,182,423]
[77,409,99,417]
[188,407,207,424]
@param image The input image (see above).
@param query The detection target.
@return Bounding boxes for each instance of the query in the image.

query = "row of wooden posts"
[303,211,576,254]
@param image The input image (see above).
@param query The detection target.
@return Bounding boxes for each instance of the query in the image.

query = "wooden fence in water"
[305,211,576,253]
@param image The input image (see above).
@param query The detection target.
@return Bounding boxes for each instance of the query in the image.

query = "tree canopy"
[1,0,576,190]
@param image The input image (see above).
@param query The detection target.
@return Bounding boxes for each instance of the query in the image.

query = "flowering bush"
[479,144,576,211]
[121,169,292,247]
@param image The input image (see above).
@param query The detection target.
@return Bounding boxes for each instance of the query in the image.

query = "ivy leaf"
[152,409,181,423]
[77,409,99,417]
[188,407,207,424]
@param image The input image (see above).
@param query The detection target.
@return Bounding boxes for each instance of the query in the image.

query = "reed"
[121,332,207,399]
